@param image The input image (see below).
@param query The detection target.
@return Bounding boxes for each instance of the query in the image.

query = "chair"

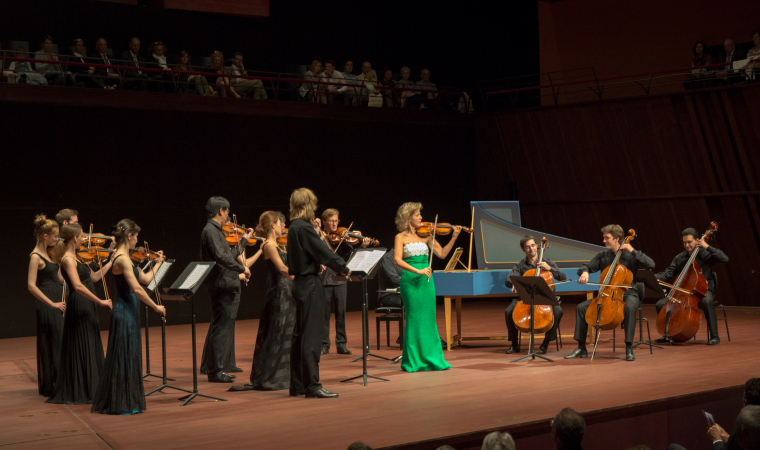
[518,296,562,352]
[611,283,652,353]
[707,273,730,342]
[375,292,404,350]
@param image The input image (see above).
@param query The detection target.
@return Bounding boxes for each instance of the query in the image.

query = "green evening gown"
[400,242,451,372]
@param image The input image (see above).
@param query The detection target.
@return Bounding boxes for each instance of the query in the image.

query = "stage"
[1,302,758,450]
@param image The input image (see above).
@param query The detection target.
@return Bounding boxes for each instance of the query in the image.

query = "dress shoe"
[305,388,339,398]
[288,389,305,397]
[227,367,244,373]
[227,374,236,379]
[564,347,588,359]
[208,373,235,383]
[655,336,670,344]
[707,337,721,346]
[440,338,447,349]
[625,347,635,361]
[537,342,549,354]
[320,346,329,355]
[505,343,520,354]
[337,346,352,355]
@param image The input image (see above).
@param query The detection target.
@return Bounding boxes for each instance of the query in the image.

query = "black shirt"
[377,249,402,301]
[286,219,348,279]
[320,239,354,286]
[200,219,247,290]
[506,257,566,289]
[655,246,728,292]
[578,248,655,286]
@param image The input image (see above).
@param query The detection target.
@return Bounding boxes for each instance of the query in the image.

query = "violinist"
[318,208,371,356]
[504,235,566,355]
[654,228,728,345]
[55,208,78,226]
[565,225,654,362]
[200,197,253,383]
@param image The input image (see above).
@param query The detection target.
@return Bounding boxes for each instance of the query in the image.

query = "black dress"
[32,252,64,396]
[245,246,296,390]
[46,257,105,404]
[92,255,145,414]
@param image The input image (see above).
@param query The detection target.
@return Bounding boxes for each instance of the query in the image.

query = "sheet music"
[179,265,210,290]
[147,261,172,292]
[347,250,385,273]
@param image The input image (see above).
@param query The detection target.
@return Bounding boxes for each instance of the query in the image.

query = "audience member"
[341,60,361,105]
[147,41,174,93]
[120,37,148,91]
[225,52,267,99]
[9,47,47,85]
[299,59,325,103]
[379,68,395,107]
[1,43,18,83]
[736,405,760,450]
[716,38,747,85]
[69,38,105,89]
[91,38,120,88]
[691,41,715,73]
[358,61,380,106]
[408,68,438,109]
[551,408,585,450]
[346,441,373,450]
[35,35,78,87]
[482,431,515,450]
[436,446,457,450]
[175,50,213,96]
[746,30,760,81]
[321,60,347,104]
[396,66,414,108]
[204,51,238,98]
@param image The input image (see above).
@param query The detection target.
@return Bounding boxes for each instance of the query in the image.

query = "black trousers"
[200,287,239,377]
[574,289,639,345]
[291,275,325,394]
[322,284,347,349]
[655,290,718,338]
[505,299,563,342]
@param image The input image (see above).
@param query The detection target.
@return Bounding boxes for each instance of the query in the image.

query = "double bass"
[656,222,718,342]
[513,237,555,335]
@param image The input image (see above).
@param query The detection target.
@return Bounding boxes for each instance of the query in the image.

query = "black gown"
[32,252,64,396]
[91,255,145,414]
[46,257,105,404]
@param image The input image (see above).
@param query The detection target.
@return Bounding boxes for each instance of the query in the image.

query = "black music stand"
[336,248,390,386]
[509,276,559,363]
[162,261,225,406]
[633,269,666,349]
[141,259,176,381]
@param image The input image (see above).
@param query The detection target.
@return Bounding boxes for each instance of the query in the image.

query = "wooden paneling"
[477,83,760,306]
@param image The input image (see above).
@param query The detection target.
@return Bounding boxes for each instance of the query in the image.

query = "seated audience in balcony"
[482,431,515,450]
[225,51,267,100]
[175,50,214,96]
[396,66,414,108]
[746,30,760,81]
[9,47,47,85]
[204,51,239,98]
[358,61,380,106]
[321,60,347,104]
[147,41,174,93]
[341,60,361,106]
[69,38,106,89]
[299,59,325,103]
[1,43,18,83]
[35,35,78,87]
[408,68,438,109]
[120,37,148,91]
[91,38,120,89]
[551,407,585,450]
[378,69,395,107]
[716,38,747,85]
[691,41,715,73]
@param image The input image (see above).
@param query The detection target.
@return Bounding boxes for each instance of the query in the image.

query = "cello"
[655,222,718,342]
[585,229,636,356]
[513,237,556,335]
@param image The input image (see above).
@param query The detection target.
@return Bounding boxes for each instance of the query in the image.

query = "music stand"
[633,269,666,350]
[141,260,175,381]
[162,261,225,406]
[336,248,390,386]
[509,276,559,363]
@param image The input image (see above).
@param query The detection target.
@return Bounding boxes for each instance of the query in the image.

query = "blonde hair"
[256,211,279,237]
[54,224,82,264]
[395,202,422,232]
[290,188,318,221]
[309,59,322,72]
[601,224,624,241]
[33,214,58,242]
[321,208,339,223]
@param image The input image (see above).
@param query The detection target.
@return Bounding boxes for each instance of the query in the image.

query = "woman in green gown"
[393,202,462,372]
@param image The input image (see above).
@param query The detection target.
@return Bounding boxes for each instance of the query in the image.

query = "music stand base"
[632,340,665,350]
[351,352,392,363]
[143,373,164,380]
[511,352,554,363]
[178,392,228,407]
[146,384,192,396]
[341,374,389,383]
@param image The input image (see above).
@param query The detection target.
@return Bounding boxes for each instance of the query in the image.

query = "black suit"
[67,53,105,89]
[120,51,148,91]
[146,55,174,93]
[717,49,748,84]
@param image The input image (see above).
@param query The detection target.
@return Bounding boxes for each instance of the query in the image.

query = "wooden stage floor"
[1,302,758,450]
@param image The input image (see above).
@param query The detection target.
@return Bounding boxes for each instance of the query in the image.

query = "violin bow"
[233,215,249,286]
[333,221,354,254]
[145,241,165,323]
[427,214,438,283]
[95,235,111,313]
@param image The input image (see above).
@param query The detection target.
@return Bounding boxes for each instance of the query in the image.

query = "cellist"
[654,227,728,345]
[565,225,654,362]
[504,235,566,355]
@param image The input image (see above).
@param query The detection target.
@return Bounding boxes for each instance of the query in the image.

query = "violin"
[277,228,288,247]
[77,246,113,263]
[46,245,56,260]
[81,233,110,246]
[416,222,472,237]
[656,222,718,342]
[130,247,166,263]
[585,229,636,340]
[328,227,379,247]
[513,237,555,335]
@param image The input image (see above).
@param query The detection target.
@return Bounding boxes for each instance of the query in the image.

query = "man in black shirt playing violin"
[504,235,566,355]
[654,228,728,345]
[565,224,655,362]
